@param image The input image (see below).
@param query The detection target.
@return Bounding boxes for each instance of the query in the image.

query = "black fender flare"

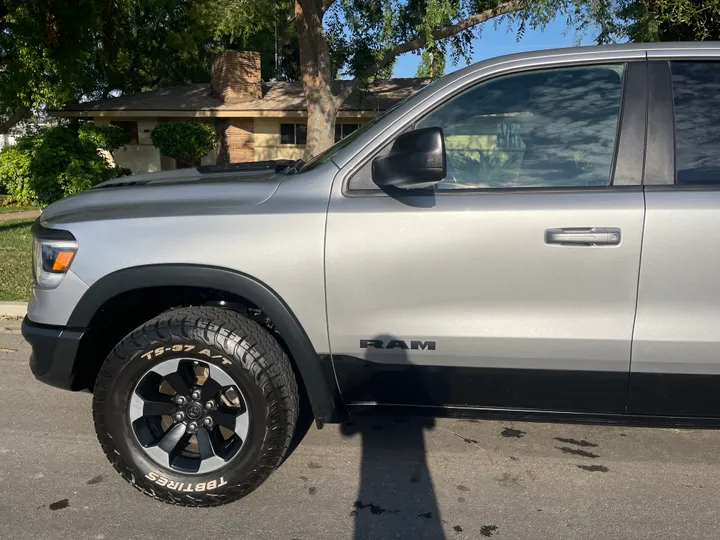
[67,264,342,426]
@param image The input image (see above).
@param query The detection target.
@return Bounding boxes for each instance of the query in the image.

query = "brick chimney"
[211,51,262,103]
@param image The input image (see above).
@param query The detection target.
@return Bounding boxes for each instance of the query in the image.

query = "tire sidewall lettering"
[92,307,298,505]
[145,471,227,492]
[139,343,230,364]
[108,337,267,494]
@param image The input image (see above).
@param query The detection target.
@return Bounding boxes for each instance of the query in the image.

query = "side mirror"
[372,127,446,189]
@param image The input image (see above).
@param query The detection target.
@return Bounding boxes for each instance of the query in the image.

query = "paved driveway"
[1,319,719,540]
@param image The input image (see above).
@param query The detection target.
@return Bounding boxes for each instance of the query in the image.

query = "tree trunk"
[0,105,29,135]
[295,0,339,160]
[292,0,524,158]
[304,87,338,160]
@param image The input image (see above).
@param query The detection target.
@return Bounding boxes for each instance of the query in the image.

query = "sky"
[391,15,598,78]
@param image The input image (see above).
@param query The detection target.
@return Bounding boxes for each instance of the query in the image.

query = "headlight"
[32,238,78,289]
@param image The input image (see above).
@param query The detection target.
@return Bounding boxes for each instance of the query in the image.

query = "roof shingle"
[59,79,431,113]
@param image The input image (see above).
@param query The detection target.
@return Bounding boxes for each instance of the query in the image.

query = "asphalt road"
[2,319,720,540]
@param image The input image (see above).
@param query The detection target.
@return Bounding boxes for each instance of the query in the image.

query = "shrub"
[151,122,216,166]
[78,123,130,153]
[0,124,128,206]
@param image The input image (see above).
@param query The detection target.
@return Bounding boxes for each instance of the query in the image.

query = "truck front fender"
[67,264,343,426]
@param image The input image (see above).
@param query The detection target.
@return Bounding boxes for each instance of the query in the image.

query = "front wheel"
[92,306,299,506]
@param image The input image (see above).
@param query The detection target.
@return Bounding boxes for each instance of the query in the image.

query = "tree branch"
[320,0,336,15]
[335,0,525,104]
[0,105,29,135]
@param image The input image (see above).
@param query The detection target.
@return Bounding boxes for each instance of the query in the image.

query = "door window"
[671,62,720,185]
[415,65,626,190]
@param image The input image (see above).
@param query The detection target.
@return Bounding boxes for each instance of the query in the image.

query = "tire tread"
[92,306,299,507]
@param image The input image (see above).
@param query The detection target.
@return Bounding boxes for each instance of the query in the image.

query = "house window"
[280,123,307,145]
[335,123,360,143]
[110,121,139,144]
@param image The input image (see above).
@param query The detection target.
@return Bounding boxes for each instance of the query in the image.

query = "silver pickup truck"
[22,42,720,506]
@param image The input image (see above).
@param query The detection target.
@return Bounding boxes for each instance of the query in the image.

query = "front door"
[325,62,647,414]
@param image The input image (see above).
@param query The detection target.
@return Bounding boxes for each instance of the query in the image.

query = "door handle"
[545,228,621,246]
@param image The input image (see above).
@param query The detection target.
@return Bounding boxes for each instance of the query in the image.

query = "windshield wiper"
[284,159,305,175]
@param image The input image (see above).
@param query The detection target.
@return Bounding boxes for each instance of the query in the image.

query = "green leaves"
[416,47,447,78]
[78,124,130,153]
[0,0,108,125]
[0,125,126,206]
[618,0,720,43]
[150,122,216,164]
[200,0,300,80]
[0,0,283,132]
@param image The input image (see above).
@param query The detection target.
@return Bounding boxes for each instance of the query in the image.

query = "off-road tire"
[92,306,299,507]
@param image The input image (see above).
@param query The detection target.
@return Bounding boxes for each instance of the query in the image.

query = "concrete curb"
[0,302,27,317]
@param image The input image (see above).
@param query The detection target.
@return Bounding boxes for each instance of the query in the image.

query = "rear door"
[630,57,720,417]
[326,60,648,414]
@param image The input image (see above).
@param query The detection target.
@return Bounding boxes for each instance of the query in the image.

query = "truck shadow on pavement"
[339,334,448,540]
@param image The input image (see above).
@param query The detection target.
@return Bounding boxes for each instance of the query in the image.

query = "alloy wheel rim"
[128,357,250,474]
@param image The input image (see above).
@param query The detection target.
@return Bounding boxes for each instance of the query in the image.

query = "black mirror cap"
[372,127,446,189]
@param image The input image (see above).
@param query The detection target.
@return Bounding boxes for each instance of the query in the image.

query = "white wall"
[253,117,368,162]
[95,118,163,174]
[0,133,15,151]
[254,118,305,161]
[114,144,162,174]
[201,147,218,166]
[137,119,156,145]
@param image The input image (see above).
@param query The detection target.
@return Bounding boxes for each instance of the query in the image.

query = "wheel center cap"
[186,402,204,420]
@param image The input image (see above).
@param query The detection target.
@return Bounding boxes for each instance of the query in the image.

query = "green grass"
[0,218,34,301]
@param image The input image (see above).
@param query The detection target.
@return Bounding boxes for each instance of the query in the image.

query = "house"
[50,51,430,174]
[0,117,53,151]
[0,133,14,151]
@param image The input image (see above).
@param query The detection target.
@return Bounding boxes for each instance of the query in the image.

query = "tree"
[0,0,225,132]
[0,1,300,135]
[78,123,132,169]
[0,0,614,159]
[0,0,105,134]
[151,122,217,167]
[617,0,720,42]
[416,47,447,78]
[0,125,128,205]
[201,0,301,79]
[213,0,615,159]
[79,124,130,154]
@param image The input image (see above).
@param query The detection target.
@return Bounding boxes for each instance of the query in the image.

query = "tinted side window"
[671,62,720,185]
[416,65,625,189]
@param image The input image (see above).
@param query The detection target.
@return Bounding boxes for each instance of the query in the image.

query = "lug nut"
[191,390,201,400]
[203,417,213,427]
[174,412,185,422]
[174,395,187,406]
[188,422,198,433]
[205,400,215,410]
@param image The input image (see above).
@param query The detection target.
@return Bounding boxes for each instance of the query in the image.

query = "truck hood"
[39,166,286,225]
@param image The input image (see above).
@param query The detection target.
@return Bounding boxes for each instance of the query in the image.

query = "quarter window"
[415,65,626,190]
[671,62,720,185]
[280,123,307,145]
